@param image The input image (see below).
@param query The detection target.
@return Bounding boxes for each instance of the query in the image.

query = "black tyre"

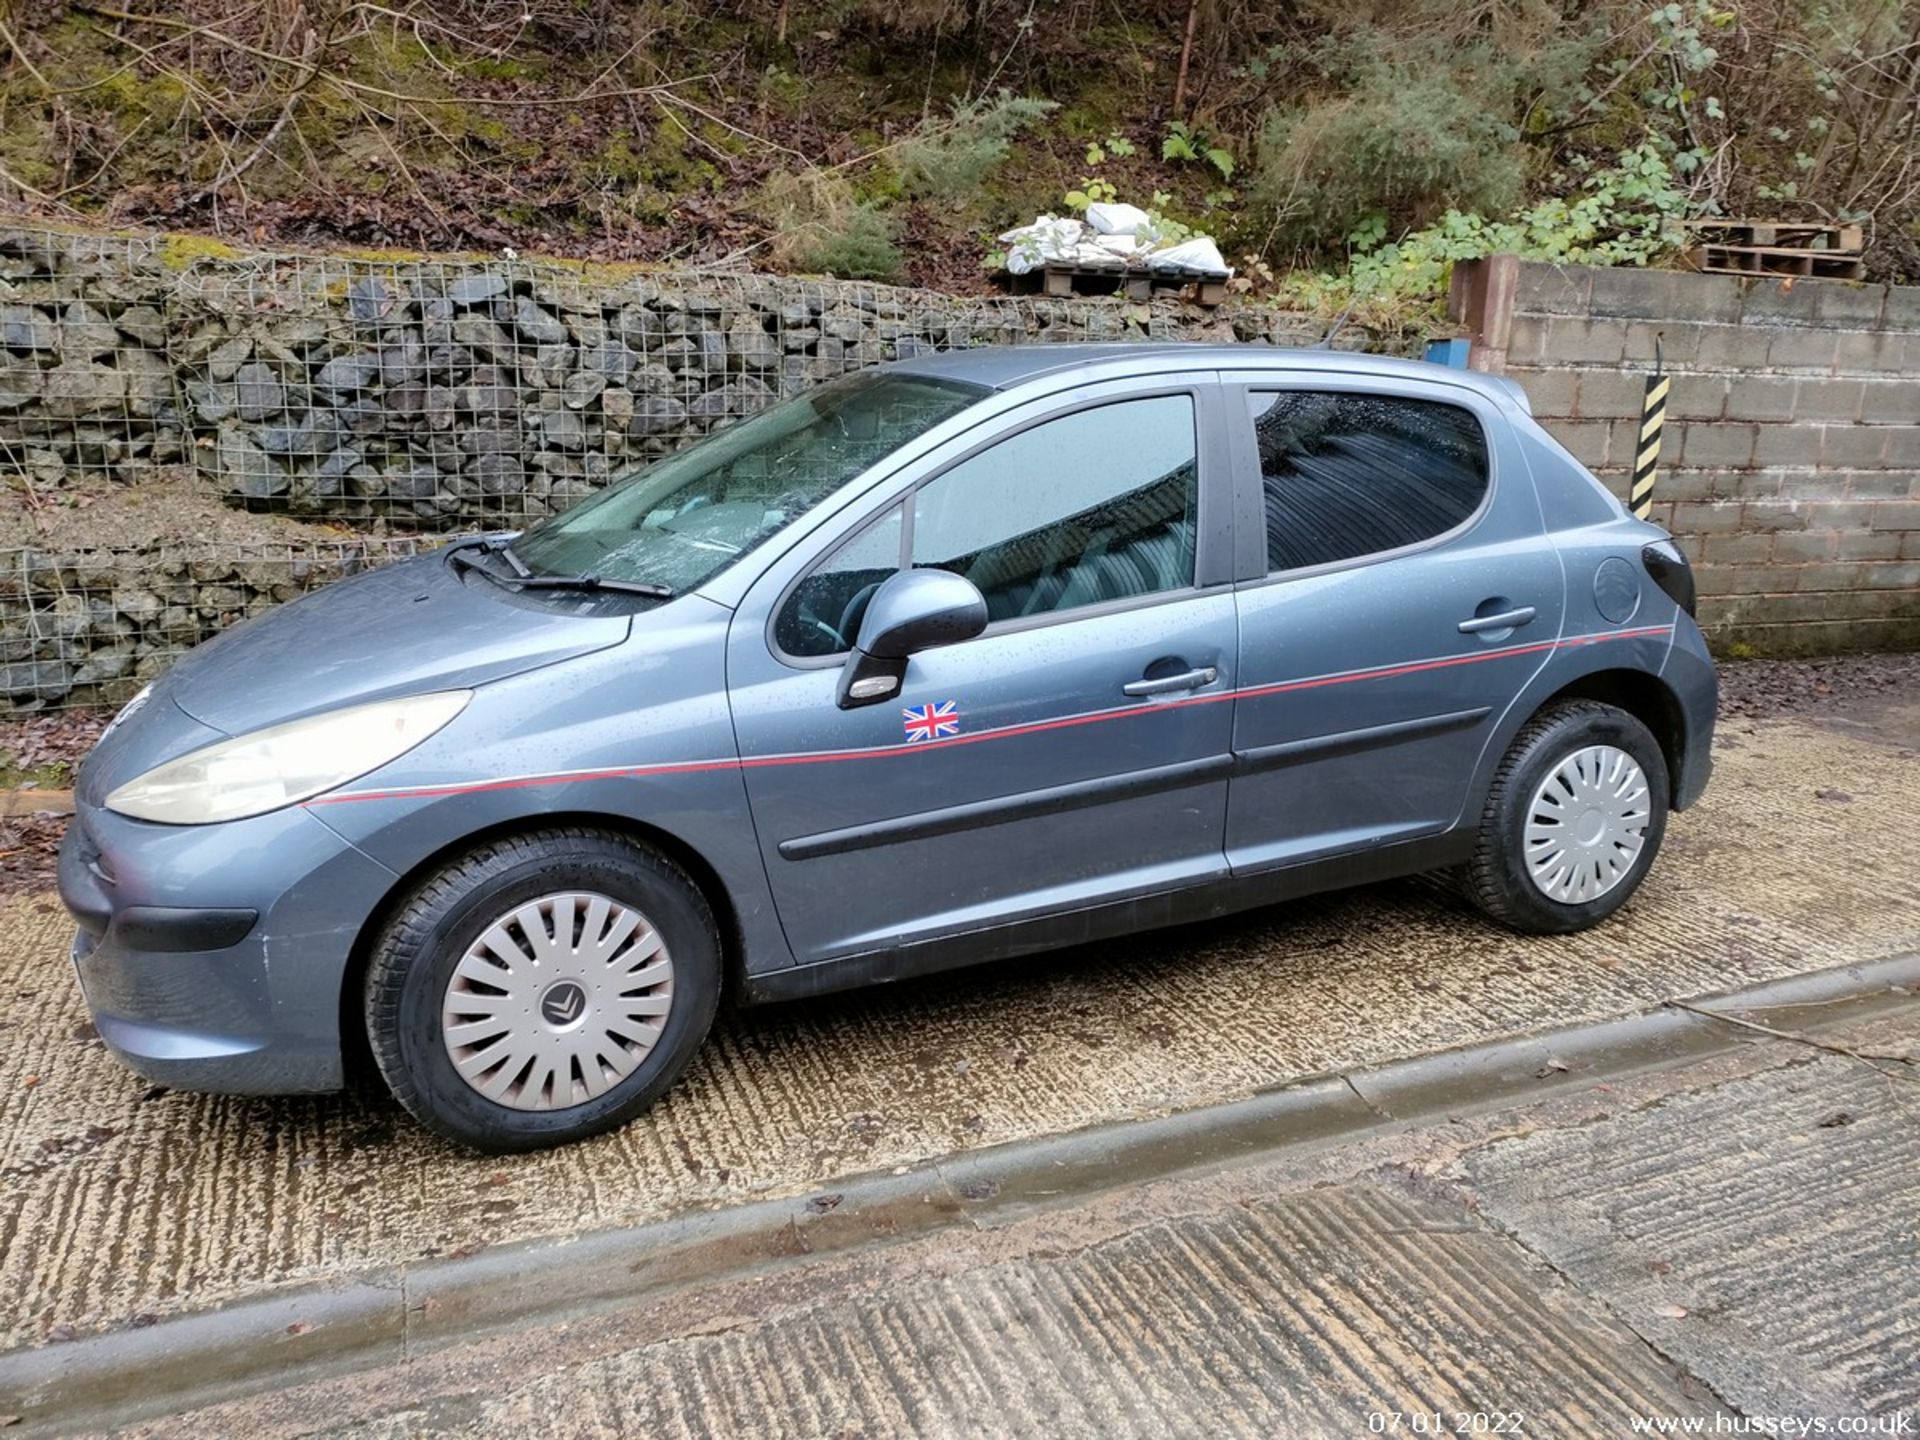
[1464,700,1669,935]
[364,828,721,1152]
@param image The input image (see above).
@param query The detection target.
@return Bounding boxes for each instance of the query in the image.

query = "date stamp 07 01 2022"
[1367,1414,1525,1435]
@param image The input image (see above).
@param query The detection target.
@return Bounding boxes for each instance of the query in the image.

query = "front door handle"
[1124,666,1217,697]
[1458,606,1536,635]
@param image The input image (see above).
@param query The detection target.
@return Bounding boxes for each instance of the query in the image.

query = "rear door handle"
[1458,607,1536,635]
[1124,666,1217,697]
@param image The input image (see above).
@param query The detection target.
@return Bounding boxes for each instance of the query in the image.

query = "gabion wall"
[1,229,185,488]
[0,223,1361,710]
[184,265,1113,526]
[1,539,426,708]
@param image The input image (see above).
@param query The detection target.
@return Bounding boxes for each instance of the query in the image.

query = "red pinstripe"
[307,623,1675,807]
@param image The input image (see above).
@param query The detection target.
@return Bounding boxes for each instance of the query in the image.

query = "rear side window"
[1249,390,1489,574]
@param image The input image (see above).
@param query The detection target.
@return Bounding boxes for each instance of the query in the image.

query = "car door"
[726,377,1239,969]
[1222,373,1566,874]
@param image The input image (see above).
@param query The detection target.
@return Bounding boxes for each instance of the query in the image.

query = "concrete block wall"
[1456,258,1918,655]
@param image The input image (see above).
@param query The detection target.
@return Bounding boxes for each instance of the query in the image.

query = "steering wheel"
[835,582,882,649]
[793,579,882,653]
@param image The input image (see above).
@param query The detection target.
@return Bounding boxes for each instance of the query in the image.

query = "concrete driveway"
[144,1004,1917,1440]
[1,682,1916,1361]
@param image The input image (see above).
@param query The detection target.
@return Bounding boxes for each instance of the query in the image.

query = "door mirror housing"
[837,568,988,709]
[856,568,989,658]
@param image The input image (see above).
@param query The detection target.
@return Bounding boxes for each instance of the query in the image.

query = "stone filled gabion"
[0,224,1353,708]
[0,539,427,710]
[3,227,1342,530]
[0,230,186,490]
[177,265,1281,526]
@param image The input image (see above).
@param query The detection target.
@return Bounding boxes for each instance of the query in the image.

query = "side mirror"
[837,568,988,709]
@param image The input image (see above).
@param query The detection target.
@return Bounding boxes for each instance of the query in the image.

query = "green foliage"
[895,93,1055,205]
[1062,177,1118,210]
[1284,146,1691,326]
[1161,121,1233,179]
[1638,0,1737,182]
[1256,61,1514,251]
[1143,192,1194,246]
[1252,15,1606,253]
[795,199,902,280]
[1063,125,1131,211]
[758,171,903,281]
[4,0,1916,285]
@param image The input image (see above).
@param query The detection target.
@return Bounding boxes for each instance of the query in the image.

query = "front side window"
[1250,390,1489,574]
[911,395,1198,624]
[511,372,984,595]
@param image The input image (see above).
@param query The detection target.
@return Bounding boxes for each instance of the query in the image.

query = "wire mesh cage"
[0,538,430,709]
[1,222,1348,711]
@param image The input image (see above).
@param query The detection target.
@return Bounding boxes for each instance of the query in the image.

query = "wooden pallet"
[1681,244,1867,279]
[1676,218,1866,280]
[1677,218,1864,251]
[1005,261,1230,307]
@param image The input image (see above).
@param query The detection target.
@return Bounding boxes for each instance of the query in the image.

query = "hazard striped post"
[1631,369,1670,521]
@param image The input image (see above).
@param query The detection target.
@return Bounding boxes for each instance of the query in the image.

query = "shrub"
[895,93,1056,205]
[758,171,904,281]
[1255,52,1524,253]
[1282,145,1693,332]
[1251,11,1605,255]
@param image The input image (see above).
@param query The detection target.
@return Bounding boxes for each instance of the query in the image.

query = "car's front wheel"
[1464,700,1670,934]
[364,828,720,1152]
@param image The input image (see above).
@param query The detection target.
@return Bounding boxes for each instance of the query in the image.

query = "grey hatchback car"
[61,343,1714,1151]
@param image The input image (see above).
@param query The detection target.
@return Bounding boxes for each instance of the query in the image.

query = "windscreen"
[510,371,987,593]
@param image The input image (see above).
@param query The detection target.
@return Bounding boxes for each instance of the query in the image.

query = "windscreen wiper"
[497,572,676,598]
[446,543,674,599]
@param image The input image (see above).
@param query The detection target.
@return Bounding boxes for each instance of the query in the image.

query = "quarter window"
[911,396,1198,624]
[775,503,904,658]
[1249,390,1489,574]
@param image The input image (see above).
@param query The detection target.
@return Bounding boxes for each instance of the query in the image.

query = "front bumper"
[58,799,398,1095]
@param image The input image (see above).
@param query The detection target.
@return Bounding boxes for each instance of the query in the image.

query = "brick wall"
[1452,257,1919,655]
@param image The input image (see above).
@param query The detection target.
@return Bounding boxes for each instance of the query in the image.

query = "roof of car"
[887,342,1529,408]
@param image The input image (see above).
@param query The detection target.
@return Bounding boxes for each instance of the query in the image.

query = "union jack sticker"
[902,700,960,743]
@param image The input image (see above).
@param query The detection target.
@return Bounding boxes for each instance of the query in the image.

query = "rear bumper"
[1662,617,1718,811]
[58,800,397,1095]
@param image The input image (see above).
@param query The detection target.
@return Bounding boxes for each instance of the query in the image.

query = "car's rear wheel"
[364,828,720,1152]
[1464,700,1669,934]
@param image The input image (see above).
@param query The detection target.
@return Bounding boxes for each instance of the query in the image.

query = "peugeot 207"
[61,344,1715,1151]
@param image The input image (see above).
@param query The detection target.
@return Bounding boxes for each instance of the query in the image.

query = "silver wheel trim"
[439,891,674,1112]
[1522,744,1652,905]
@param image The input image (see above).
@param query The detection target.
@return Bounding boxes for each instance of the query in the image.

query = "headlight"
[105,691,471,825]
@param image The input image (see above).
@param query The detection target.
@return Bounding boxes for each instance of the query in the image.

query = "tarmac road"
[1,687,1915,1359]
